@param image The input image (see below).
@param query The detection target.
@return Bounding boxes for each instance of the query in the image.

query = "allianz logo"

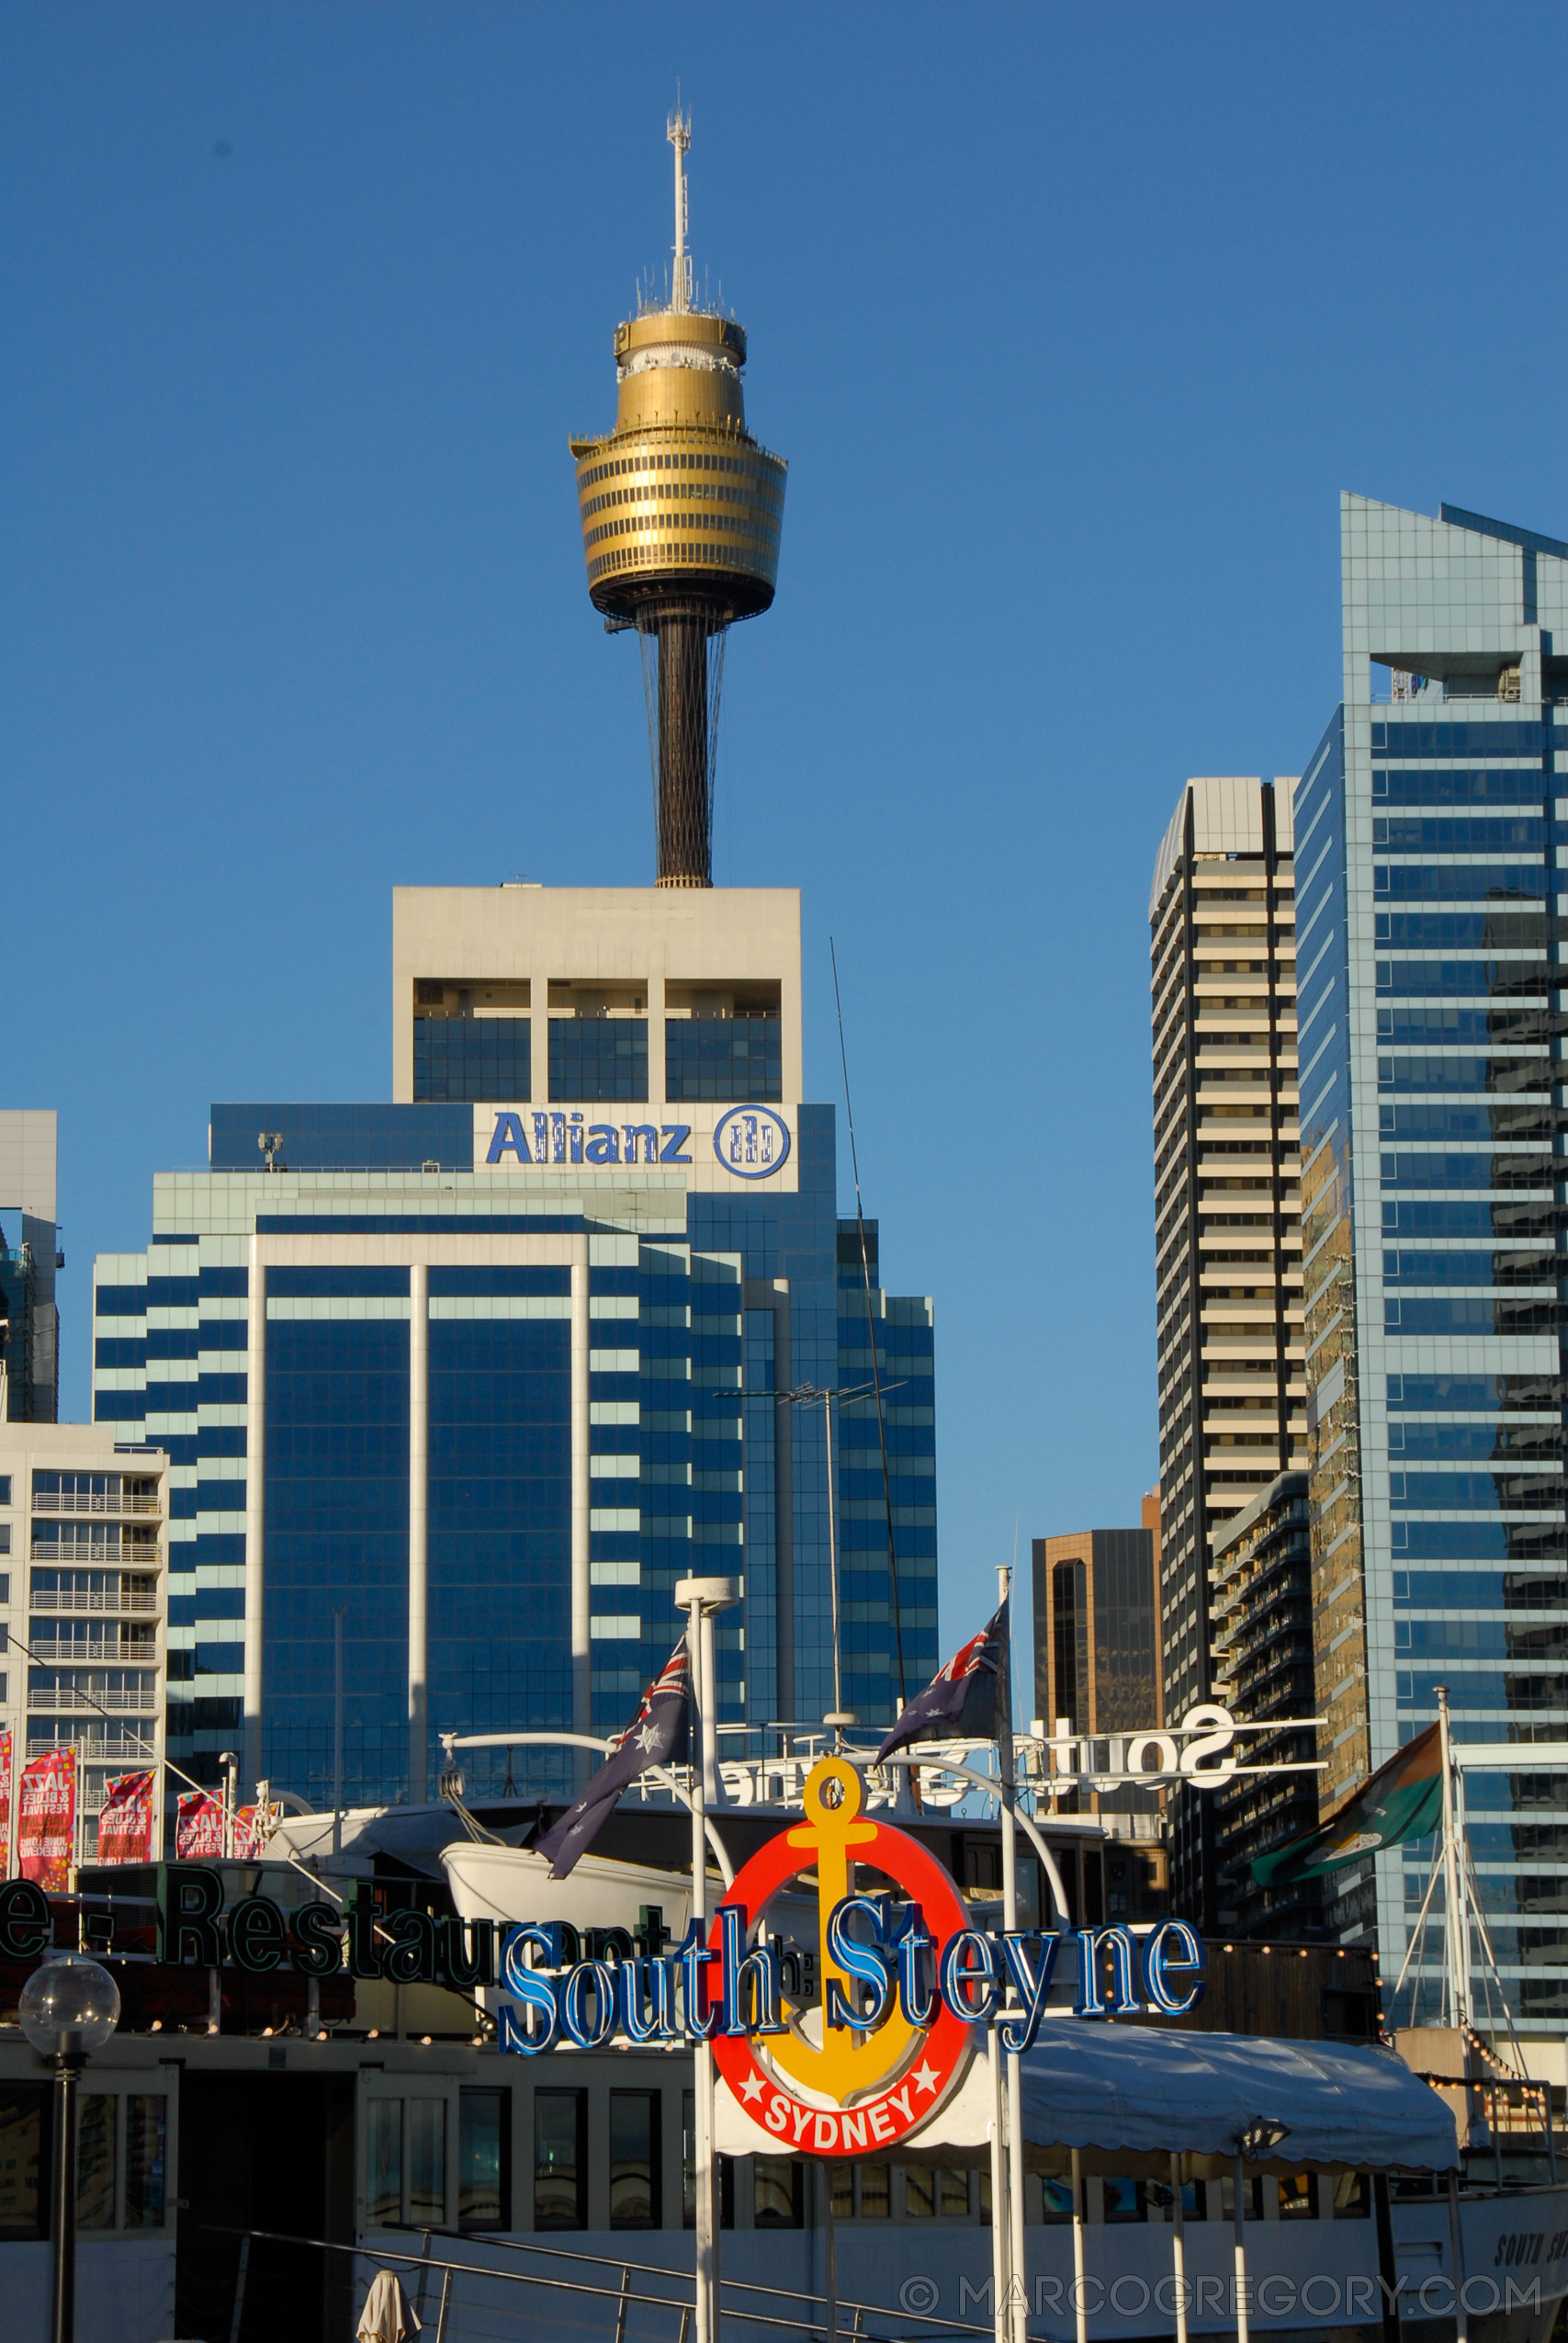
[483,1104,790,1179]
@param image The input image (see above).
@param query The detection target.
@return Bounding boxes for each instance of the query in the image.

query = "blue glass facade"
[549,1019,648,1103]
[1300,496,1568,2029]
[265,1313,411,1806]
[665,1017,783,1103]
[95,1105,939,1805]
[414,1017,532,1104]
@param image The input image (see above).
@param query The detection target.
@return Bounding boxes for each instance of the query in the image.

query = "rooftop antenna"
[668,96,692,313]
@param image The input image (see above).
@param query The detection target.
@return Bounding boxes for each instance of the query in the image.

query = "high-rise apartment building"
[1299,497,1568,2057]
[1209,1469,1321,1939]
[0,1113,62,1422]
[0,1422,169,1850]
[1150,778,1307,1921]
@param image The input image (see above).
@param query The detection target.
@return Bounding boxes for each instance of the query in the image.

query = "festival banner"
[0,1727,13,1881]
[175,1790,226,1859]
[18,1749,77,1893]
[96,1771,156,1865]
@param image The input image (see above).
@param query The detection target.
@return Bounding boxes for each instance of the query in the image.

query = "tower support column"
[655,606,711,887]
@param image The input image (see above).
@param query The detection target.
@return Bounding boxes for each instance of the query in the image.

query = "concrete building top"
[0,1110,57,1222]
[391,885,804,1106]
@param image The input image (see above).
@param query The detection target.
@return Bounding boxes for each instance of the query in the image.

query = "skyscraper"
[92,124,938,1809]
[0,1112,62,1422]
[1299,496,1568,2048]
[1149,778,1306,1921]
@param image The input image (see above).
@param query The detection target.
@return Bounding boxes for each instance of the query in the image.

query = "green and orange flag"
[1251,1721,1443,1888]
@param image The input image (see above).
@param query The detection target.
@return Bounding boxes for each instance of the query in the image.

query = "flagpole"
[1436,1685,1466,2029]
[678,1576,739,2343]
[996,1565,1027,2343]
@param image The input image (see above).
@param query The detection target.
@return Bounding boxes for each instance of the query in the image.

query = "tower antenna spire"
[668,97,692,314]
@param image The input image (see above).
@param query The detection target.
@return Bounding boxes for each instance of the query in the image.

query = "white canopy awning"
[717,2025,1459,2175]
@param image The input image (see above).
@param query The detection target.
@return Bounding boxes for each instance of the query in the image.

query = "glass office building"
[93,885,938,1807]
[1299,497,1568,2049]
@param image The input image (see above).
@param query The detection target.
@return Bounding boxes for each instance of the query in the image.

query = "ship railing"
[207,2220,993,2343]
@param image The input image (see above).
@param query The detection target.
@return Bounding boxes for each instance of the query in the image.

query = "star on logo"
[634,1724,662,1754]
[911,2060,941,2096]
[739,2072,764,2105]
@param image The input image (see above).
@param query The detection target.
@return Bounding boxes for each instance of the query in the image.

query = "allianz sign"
[479,1104,792,1180]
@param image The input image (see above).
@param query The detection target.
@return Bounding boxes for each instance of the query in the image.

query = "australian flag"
[535,1636,694,1880]
[874,1598,1010,1764]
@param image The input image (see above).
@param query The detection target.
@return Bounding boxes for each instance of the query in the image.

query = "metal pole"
[1169,2153,1189,2343]
[1373,2171,1402,2343]
[408,1260,430,1804]
[683,1585,716,2343]
[1437,1687,1467,2028]
[1069,2147,1087,2343]
[996,1565,1026,2343]
[242,1243,266,1787]
[333,1608,344,1859]
[51,2055,80,2343]
[825,1398,842,1732]
[1232,2154,1249,2343]
[1446,2171,1468,2343]
[987,2043,1007,2343]
[227,2234,251,2343]
[825,2167,838,2343]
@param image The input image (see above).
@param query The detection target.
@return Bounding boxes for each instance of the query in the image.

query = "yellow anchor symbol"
[765,1756,920,2103]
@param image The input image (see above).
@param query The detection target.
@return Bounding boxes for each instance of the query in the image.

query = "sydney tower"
[570,112,788,887]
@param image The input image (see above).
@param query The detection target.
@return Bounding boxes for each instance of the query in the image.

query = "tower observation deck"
[570,111,787,888]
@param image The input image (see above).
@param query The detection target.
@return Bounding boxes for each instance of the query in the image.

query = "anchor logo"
[710,1757,973,2156]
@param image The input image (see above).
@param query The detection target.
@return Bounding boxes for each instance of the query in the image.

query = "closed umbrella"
[357,2269,423,2343]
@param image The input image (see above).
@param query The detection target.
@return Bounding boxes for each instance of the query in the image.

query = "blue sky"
[4,3,1564,1659]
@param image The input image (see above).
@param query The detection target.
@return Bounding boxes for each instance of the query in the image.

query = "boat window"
[1278,2172,1320,2219]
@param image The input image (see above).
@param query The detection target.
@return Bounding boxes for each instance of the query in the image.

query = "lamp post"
[674,1573,741,2343]
[19,1954,121,2343]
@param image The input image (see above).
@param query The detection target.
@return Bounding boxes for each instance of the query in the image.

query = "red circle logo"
[709,1758,973,2156]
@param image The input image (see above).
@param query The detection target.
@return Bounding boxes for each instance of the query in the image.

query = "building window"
[549,1019,649,1104]
[1102,2176,1145,2222]
[1333,2172,1371,2219]
[414,1017,530,1104]
[1278,2173,1319,2220]
[366,2100,402,2229]
[665,1017,783,1104]
[125,2096,167,2229]
[0,2088,46,2239]
[459,2089,509,2232]
[409,2100,446,2226]
[609,2091,660,2229]
[535,2090,586,2230]
[753,2156,803,2229]
[78,2097,116,2229]
[366,2098,446,2229]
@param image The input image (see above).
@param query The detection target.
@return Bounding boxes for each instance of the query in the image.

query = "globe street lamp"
[19,1955,121,2343]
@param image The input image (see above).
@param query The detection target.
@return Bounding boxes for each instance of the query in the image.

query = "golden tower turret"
[570,110,787,888]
